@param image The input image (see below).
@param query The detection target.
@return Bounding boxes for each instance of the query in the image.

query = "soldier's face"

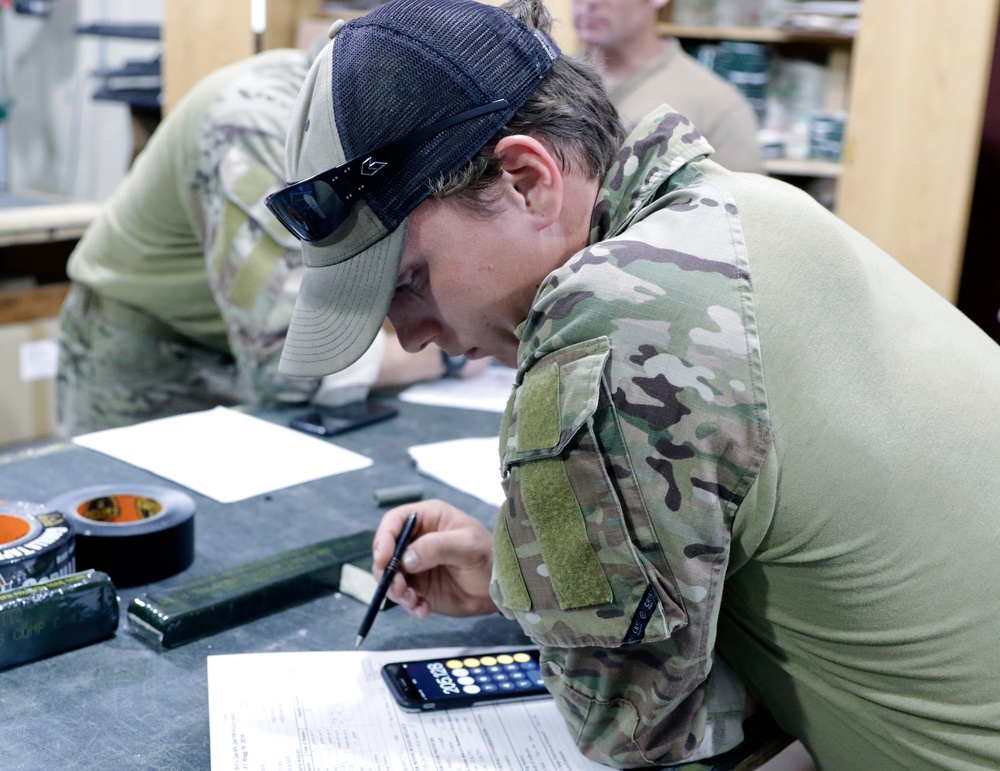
[388,196,552,369]
[572,0,665,49]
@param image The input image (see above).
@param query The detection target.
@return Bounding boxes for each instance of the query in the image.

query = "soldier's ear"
[493,135,563,229]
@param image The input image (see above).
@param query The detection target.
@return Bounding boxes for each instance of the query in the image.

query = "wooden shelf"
[658,22,854,45]
[764,158,843,178]
[0,283,70,326]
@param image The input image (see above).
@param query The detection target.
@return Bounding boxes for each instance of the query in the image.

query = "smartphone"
[381,649,550,712]
[288,401,398,437]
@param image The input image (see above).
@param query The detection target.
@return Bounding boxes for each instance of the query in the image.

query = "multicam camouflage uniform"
[490,107,1000,769]
[58,46,381,435]
[491,110,764,767]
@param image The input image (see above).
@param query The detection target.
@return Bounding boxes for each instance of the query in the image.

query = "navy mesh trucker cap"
[275,0,560,377]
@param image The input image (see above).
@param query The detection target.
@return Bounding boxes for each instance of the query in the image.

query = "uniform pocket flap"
[502,337,611,467]
[218,144,301,251]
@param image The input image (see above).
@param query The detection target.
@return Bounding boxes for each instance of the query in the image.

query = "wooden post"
[162,0,254,114]
[836,0,1000,301]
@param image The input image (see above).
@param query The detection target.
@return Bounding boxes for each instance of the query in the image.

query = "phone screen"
[381,649,549,712]
[288,401,398,437]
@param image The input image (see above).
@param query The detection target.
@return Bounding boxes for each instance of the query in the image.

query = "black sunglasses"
[266,99,510,243]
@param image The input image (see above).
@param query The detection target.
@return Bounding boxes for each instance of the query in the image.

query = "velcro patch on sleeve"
[520,457,612,610]
[229,235,286,309]
[230,163,276,214]
[517,361,561,451]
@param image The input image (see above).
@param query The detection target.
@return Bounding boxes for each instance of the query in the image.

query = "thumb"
[400,528,490,577]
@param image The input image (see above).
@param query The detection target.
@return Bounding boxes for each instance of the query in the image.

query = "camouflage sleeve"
[489,180,772,766]
[192,52,325,406]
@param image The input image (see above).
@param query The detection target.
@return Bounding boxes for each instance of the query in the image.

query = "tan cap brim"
[278,31,406,379]
[279,222,406,378]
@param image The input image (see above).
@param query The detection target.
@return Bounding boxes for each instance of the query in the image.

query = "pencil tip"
[354,635,364,650]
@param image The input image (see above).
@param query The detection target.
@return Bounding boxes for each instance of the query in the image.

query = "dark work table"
[0,399,528,771]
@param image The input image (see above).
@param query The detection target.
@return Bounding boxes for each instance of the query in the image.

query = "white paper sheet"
[207,647,607,771]
[19,338,59,382]
[398,366,515,413]
[73,407,372,503]
[408,436,504,507]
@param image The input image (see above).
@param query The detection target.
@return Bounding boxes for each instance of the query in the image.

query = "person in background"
[572,0,763,172]
[270,0,1000,767]
[56,39,481,436]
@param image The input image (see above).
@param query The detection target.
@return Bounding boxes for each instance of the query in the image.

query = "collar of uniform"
[589,106,715,244]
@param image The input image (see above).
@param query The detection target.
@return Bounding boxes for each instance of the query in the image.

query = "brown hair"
[430,0,625,208]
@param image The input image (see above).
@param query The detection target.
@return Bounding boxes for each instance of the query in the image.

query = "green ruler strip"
[127,530,374,648]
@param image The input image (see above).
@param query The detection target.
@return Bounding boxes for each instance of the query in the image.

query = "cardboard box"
[0,316,59,447]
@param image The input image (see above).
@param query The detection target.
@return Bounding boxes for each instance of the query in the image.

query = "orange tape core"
[77,494,164,524]
[0,514,31,544]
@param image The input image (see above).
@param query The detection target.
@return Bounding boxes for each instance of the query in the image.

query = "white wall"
[2,0,163,201]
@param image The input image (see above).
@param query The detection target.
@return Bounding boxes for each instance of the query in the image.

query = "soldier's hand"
[373,499,497,618]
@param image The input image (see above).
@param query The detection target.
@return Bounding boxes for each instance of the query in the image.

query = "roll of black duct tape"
[47,484,195,588]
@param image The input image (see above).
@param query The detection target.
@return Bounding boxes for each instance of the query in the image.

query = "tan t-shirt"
[608,39,763,173]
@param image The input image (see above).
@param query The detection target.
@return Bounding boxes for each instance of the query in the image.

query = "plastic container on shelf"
[714,0,765,27]
[671,0,715,26]
[808,110,847,161]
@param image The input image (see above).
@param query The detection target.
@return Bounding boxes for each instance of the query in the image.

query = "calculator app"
[404,651,546,700]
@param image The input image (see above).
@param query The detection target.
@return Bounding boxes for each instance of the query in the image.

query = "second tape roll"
[47,485,195,588]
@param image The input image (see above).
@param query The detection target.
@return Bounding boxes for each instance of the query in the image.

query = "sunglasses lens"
[267,179,347,242]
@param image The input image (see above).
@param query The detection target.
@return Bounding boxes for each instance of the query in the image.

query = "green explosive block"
[0,570,119,670]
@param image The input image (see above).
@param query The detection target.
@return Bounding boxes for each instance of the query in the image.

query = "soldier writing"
[270,0,1000,767]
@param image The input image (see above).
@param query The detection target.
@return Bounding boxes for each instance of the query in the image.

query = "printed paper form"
[207,647,608,771]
